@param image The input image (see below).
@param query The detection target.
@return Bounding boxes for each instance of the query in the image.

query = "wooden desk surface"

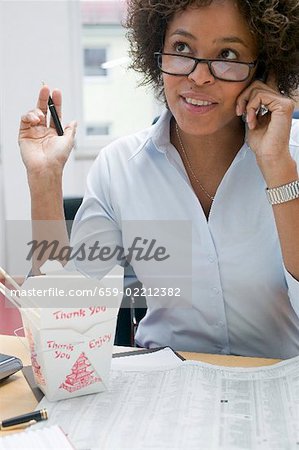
[0,335,280,433]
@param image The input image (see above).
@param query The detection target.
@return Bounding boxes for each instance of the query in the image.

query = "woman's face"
[162,0,258,138]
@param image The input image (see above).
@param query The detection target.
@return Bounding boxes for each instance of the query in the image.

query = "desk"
[0,335,280,433]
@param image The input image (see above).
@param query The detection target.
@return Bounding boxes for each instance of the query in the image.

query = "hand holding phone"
[236,67,295,167]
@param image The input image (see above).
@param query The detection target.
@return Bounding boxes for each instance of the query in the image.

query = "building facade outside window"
[84,47,108,77]
[86,122,111,136]
[80,0,160,151]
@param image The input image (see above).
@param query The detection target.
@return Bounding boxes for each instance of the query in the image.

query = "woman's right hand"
[18,85,77,179]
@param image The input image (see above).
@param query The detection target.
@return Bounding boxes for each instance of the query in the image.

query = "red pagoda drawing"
[59,352,102,392]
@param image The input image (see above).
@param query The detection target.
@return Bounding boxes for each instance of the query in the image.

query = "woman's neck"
[171,117,245,171]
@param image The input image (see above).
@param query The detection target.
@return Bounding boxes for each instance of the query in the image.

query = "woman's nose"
[187,61,215,85]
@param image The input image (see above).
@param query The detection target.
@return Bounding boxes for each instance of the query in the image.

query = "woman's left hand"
[236,77,295,166]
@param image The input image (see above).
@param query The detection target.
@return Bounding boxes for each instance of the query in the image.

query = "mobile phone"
[0,353,23,381]
[241,61,269,122]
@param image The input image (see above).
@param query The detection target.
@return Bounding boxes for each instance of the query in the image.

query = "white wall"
[0,11,6,267]
[0,0,82,272]
[0,163,5,267]
[0,0,161,273]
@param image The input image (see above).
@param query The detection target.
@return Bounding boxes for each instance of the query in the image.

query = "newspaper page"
[36,350,299,449]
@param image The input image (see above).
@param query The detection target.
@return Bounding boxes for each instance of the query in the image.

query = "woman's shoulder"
[95,110,170,164]
[99,126,153,161]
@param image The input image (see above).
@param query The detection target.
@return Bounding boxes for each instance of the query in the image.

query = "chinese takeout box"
[20,263,124,401]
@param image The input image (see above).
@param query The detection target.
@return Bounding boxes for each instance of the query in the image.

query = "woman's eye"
[173,42,190,53]
[219,49,238,60]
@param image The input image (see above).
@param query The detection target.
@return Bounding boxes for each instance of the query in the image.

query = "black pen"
[48,95,64,136]
[0,408,48,431]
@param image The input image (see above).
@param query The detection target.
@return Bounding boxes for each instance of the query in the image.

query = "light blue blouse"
[70,110,299,359]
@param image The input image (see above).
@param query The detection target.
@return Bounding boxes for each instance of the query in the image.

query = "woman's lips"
[181,96,218,114]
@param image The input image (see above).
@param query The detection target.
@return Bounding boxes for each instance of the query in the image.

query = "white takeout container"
[20,263,124,401]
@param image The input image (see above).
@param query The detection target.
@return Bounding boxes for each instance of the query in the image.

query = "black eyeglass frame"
[154,52,258,82]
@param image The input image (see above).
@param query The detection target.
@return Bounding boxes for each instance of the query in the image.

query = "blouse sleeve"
[66,148,124,280]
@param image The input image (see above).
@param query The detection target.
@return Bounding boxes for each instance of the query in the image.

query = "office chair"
[63,197,83,236]
[63,197,147,346]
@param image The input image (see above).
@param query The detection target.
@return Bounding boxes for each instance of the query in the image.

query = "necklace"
[175,123,215,201]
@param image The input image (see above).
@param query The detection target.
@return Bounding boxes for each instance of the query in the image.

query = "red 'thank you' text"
[52,306,107,320]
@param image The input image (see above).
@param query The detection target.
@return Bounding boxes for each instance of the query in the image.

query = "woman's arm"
[237,77,299,281]
[18,86,77,273]
[258,154,299,281]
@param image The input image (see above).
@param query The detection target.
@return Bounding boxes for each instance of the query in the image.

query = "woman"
[19,0,299,358]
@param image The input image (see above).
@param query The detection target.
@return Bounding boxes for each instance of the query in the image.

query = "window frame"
[69,1,159,160]
[83,46,110,81]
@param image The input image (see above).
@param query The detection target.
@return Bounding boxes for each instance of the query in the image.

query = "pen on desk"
[0,408,48,431]
[48,95,64,136]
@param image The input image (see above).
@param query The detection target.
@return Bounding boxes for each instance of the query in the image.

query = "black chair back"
[62,197,147,346]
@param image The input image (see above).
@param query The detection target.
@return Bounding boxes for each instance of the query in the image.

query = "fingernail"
[30,113,39,121]
[236,105,241,116]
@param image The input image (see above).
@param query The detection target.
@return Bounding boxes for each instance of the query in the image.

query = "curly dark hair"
[125,0,299,100]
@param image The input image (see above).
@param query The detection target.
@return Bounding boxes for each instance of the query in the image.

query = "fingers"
[19,108,46,131]
[236,82,294,130]
[236,81,273,116]
[245,97,269,130]
[236,81,280,129]
[51,89,62,118]
[36,85,62,130]
[64,121,77,141]
[36,85,50,125]
[20,86,70,138]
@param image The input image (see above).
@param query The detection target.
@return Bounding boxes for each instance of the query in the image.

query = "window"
[84,48,107,77]
[86,123,111,136]
[78,0,161,155]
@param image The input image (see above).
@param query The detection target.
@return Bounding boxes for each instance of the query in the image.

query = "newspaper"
[36,348,299,449]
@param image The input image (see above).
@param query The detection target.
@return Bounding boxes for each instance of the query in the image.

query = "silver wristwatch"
[266,180,299,205]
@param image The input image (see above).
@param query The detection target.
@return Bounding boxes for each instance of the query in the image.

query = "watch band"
[266,180,299,205]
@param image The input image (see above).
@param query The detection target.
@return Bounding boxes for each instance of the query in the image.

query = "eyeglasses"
[155,52,257,82]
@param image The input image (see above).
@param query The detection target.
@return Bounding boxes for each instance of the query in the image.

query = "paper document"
[0,425,74,450]
[35,349,299,449]
[111,347,183,371]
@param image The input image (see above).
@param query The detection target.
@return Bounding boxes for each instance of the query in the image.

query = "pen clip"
[1,419,37,431]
